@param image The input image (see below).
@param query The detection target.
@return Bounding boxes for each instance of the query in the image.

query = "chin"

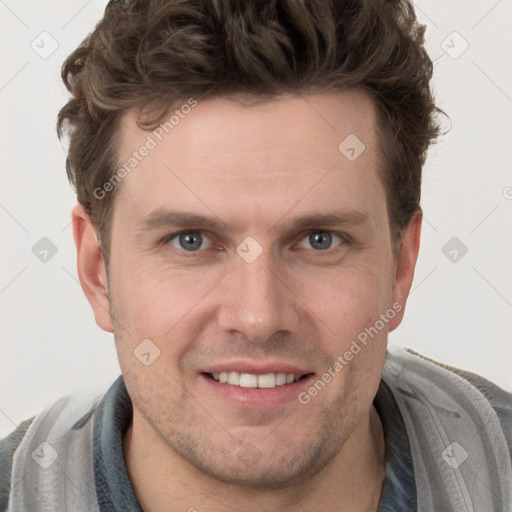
[168,425,344,489]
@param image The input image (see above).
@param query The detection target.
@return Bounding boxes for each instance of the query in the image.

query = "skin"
[73,90,422,511]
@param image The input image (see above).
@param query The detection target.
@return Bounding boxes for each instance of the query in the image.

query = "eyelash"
[161,230,349,256]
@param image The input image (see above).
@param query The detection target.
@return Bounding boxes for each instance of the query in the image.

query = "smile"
[205,371,309,389]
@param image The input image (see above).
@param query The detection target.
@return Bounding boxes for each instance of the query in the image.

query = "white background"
[1,0,511,438]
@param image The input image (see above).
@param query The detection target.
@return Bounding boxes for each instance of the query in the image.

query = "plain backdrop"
[1,0,511,438]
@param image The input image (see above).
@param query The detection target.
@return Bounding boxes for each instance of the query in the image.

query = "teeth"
[240,373,258,388]
[227,372,240,385]
[257,373,276,388]
[275,373,287,386]
[209,371,304,388]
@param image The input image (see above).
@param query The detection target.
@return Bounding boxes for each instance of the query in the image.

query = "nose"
[216,252,301,344]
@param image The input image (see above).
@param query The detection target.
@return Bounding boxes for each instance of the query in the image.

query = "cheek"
[297,260,392,391]
[299,262,393,335]
[109,257,223,355]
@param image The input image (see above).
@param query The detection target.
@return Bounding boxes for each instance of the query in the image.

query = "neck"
[123,406,386,512]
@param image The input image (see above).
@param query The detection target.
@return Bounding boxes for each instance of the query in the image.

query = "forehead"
[113,90,385,229]
[120,90,379,159]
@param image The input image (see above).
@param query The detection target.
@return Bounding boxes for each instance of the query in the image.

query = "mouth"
[203,371,311,389]
[198,362,316,408]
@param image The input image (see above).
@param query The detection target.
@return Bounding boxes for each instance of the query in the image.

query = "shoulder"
[0,418,35,512]
[402,349,512,460]
[0,388,107,512]
[433,359,512,456]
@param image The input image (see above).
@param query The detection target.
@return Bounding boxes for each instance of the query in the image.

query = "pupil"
[311,232,331,250]
[180,232,201,251]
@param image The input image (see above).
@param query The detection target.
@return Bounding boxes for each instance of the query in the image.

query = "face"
[78,90,418,487]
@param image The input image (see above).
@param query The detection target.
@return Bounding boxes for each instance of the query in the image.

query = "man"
[1,0,511,510]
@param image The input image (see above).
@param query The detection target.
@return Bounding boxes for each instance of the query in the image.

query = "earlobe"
[72,204,113,333]
[388,210,422,332]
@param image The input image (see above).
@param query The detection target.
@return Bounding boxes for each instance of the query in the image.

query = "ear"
[388,209,422,332]
[72,204,113,332]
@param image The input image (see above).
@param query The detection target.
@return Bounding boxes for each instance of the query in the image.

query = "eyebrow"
[136,208,369,235]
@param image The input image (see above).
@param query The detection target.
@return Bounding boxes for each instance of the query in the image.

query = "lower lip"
[199,373,315,409]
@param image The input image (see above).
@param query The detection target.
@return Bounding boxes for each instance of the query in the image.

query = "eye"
[167,231,213,252]
[298,231,345,251]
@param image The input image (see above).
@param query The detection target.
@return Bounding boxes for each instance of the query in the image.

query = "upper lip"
[201,360,312,376]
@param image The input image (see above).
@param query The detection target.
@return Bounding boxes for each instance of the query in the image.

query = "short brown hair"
[57,0,443,265]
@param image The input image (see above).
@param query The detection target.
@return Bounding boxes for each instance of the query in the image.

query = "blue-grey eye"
[168,232,212,252]
[299,231,343,251]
